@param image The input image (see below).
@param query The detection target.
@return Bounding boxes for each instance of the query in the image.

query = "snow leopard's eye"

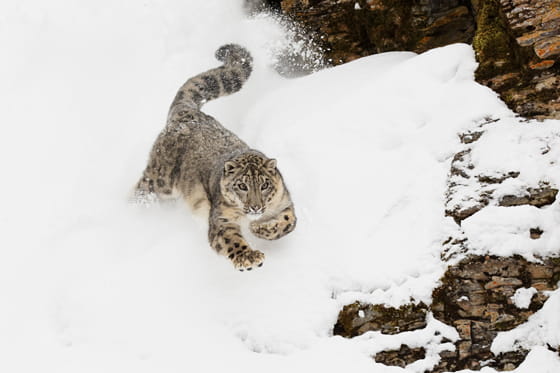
[261,182,269,190]
[238,183,248,191]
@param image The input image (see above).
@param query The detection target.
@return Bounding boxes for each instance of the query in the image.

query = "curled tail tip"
[215,44,253,66]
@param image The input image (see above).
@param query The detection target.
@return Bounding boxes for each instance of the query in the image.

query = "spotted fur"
[133,44,296,271]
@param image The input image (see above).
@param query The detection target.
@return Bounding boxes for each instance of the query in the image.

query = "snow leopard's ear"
[224,160,238,175]
[265,158,277,171]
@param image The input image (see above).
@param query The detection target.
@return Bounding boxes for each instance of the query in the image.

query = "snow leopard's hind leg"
[131,125,189,205]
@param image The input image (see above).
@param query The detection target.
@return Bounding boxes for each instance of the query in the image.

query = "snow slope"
[1,1,559,372]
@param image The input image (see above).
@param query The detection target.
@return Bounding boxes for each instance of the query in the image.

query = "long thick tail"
[171,44,253,110]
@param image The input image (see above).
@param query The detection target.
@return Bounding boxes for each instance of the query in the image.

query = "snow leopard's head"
[220,152,284,218]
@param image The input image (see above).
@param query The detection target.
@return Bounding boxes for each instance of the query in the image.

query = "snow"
[514,347,560,373]
[455,118,560,261]
[511,287,538,309]
[493,289,560,355]
[354,314,459,373]
[461,204,560,260]
[1,1,559,372]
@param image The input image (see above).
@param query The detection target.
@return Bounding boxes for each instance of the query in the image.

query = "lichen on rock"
[472,0,520,83]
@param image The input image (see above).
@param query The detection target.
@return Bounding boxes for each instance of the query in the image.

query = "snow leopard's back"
[134,44,254,206]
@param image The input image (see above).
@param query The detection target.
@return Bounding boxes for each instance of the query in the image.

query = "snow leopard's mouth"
[245,207,264,220]
[246,213,263,221]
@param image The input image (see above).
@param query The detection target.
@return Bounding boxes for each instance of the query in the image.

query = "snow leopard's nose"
[247,206,264,214]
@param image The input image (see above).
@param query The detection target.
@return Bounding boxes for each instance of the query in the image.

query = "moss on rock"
[472,0,519,81]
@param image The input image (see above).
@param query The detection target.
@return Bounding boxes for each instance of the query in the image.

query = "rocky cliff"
[250,0,560,119]
[334,122,560,370]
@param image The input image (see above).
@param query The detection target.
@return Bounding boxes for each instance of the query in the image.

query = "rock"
[333,302,428,338]
[477,172,520,184]
[473,0,560,119]
[447,184,558,225]
[530,227,543,239]
[517,31,556,48]
[526,263,553,279]
[459,131,484,144]
[454,319,472,339]
[446,127,557,224]
[499,186,558,207]
[484,276,523,290]
[245,0,282,14]
[534,34,560,59]
[276,0,475,64]
[445,145,486,224]
[430,255,559,371]
[531,280,556,291]
[472,0,518,83]
[375,345,426,368]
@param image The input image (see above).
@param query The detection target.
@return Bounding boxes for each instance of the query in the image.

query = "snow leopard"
[133,44,296,271]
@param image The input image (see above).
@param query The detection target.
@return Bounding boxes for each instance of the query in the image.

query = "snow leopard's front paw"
[230,249,265,272]
[210,222,265,271]
[250,208,296,240]
[250,220,280,240]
